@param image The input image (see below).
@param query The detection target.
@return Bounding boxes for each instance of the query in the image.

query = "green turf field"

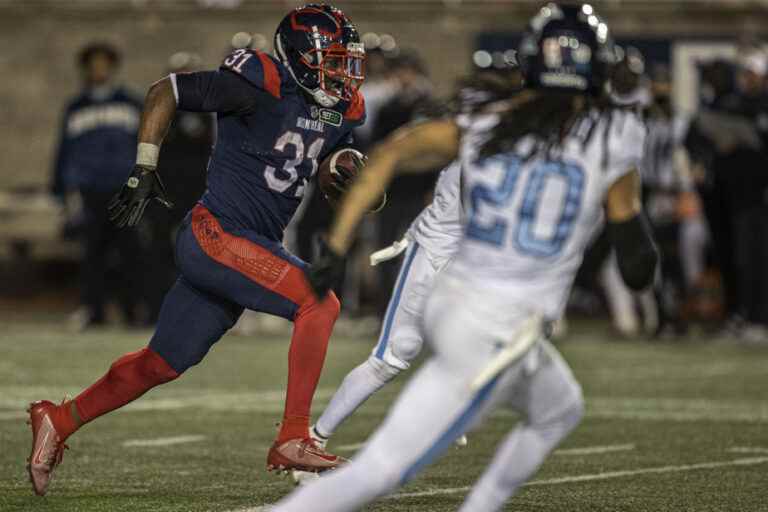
[1,318,767,511]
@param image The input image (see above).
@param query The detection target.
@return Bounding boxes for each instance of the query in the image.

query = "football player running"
[26,3,368,496]
[274,3,658,511]
[306,75,521,458]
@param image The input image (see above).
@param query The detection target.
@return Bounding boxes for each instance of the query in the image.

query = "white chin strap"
[311,88,340,107]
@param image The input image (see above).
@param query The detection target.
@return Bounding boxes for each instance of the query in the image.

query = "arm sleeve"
[50,109,71,200]
[605,111,647,186]
[174,70,263,115]
[608,214,659,291]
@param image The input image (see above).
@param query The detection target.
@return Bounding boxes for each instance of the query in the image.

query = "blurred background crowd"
[2,0,768,344]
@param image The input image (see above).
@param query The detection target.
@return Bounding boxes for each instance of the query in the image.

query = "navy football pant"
[62,205,339,441]
[149,204,339,374]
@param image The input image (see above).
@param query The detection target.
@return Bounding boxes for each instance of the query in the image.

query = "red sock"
[53,347,179,440]
[51,401,78,441]
[278,292,340,443]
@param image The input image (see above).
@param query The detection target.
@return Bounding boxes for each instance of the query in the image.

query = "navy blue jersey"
[174,49,366,241]
[51,87,142,197]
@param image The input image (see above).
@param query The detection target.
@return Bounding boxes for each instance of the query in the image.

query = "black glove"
[108,165,173,228]
[304,236,346,300]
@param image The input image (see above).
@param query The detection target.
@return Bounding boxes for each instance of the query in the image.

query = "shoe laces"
[300,438,336,459]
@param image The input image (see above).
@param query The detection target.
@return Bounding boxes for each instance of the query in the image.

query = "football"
[318,148,366,206]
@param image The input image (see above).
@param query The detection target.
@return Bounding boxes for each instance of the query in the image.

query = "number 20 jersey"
[192,49,365,241]
[447,108,646,319]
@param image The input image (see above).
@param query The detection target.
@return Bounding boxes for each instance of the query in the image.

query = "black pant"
[732,205,768,324]
[80,190,142,323]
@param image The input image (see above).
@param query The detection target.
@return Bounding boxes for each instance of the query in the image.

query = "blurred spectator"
[685,45,768,340]
[51,42,143,329]
[353,35,402,149]
[369,51,439,313]
[640,65,696,336]
[142,51,214,322]
[598,47,659,337]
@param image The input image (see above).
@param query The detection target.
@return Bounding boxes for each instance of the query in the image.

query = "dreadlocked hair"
[476,89,617,169]
[419,71,524,120]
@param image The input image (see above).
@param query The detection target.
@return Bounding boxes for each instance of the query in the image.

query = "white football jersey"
[446,107,646,319]
[407,160,463,259]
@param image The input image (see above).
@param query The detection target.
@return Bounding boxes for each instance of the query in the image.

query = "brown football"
[318,148,365,206]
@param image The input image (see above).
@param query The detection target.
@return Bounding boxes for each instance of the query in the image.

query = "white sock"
[315,357,398,438]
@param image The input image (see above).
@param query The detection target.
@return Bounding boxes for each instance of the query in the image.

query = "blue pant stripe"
[400,374,500,484]
[374,242,419,359]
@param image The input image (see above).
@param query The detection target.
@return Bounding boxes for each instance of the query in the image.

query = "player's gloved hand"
[305,236,345,300]
[330,152,367,194]
[108,165,174,228]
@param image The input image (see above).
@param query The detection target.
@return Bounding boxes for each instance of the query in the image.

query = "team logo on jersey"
[310,105,320,119]
[319,108,342,127]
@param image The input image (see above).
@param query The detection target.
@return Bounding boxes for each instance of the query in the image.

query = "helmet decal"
[290,7,342,39]
[518,2,616,95]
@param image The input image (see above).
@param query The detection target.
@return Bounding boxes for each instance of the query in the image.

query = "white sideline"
[554,443,635,456]
[3,392,768,423]
[389,456,768,500]
[122,435,206,447]
[223,456,768,511]
[336,442,635,456]
[729,446,768,454]
[0,411,27,420]
[336,442,365,452]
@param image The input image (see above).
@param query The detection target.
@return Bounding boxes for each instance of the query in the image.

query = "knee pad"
[109,347,179,387]
[322,291,341,321]
[389,334,423,365]
[367,355,404,383]
[558,393,585,433]
[298,290,341,323]
[543,391,584,439]
[133,348,180,384]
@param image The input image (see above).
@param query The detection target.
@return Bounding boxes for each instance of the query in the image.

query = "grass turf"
[1,318,767,511]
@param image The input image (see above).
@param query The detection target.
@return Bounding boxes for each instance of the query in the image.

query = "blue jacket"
[51,86,142,197]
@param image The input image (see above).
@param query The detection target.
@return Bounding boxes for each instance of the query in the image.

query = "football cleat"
[455,434,469,448]
[26,400,68,496]
[290,425,332,484]
[267,438,346,474]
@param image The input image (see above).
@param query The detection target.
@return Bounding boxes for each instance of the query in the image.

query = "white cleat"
[291,469,321,486]
[455,434,468,447]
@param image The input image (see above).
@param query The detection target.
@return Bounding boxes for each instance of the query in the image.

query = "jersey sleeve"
[604,110,646,186]
[219,49,283,99]
[50,105,74,199]
[174,70,264,115]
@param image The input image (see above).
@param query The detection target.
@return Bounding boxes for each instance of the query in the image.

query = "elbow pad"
[608,214,659,291]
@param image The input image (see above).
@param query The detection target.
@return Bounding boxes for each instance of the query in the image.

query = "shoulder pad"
[344,88,366,123]
[220,49,284,99]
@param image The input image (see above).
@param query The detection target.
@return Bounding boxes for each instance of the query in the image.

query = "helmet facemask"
[300,41,365,104]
